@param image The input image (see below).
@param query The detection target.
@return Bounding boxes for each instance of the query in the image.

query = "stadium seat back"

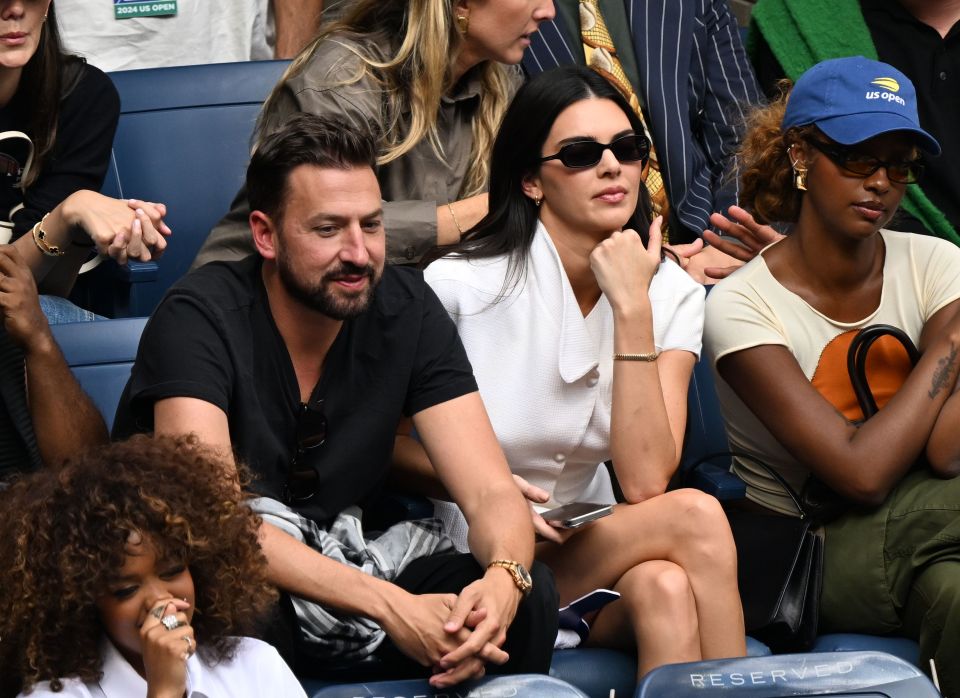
[50,317,147,430]
[306,674,589,698]
[80,60,289,316]
[635,651,939,697]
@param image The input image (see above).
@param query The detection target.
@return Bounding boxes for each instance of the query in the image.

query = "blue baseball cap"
[782,56,940,155]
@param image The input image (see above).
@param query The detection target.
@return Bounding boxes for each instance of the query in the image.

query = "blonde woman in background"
[195,0,555,268]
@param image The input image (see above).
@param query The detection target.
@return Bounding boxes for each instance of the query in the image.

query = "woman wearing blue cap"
[704,56,960,692]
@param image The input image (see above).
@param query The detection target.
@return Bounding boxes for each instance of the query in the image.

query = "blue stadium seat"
[811,634,920,666]
[549,639,772,698]
[72,60,289,317]
[50,316,147,430]
[680,338,921,666]
[635,651,939,697]
[305,674,589,698]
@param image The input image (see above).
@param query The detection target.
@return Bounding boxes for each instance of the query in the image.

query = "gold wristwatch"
[487,559,533,597]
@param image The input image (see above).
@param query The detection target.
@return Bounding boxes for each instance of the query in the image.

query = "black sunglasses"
[283,400,327,504]
[804,138,924,184]
[538,133,650,169]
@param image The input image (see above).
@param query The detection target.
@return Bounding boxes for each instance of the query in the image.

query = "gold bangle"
[613,352,659,362]
[447,202,463,235]
[31,213,64,257]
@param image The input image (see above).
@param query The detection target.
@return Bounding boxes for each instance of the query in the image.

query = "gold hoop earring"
[533,195,542,207]
[455,10,470,35]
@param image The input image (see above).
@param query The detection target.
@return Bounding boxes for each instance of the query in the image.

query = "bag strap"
[847,325,920,419]
[684,451,810,520]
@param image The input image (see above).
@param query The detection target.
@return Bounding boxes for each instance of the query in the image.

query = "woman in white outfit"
[416,65,745,678]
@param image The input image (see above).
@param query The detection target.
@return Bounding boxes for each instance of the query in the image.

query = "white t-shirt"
[55,1,272,72]
[704,229,960,516]
[21,636,307,698]
[426,223,704,548]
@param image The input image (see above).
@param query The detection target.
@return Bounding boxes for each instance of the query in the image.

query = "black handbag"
[684,325,920,651]
[685,451,823,653]
[801,325,921,523]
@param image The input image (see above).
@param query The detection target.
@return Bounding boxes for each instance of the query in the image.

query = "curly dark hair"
[738,81,817,225]
[0,435,278,697]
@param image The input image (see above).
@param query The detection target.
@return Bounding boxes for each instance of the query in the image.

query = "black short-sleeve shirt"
[0,62,119,237]
[113,256,478,524]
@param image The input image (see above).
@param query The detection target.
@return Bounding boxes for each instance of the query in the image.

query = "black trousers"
[265,553,558,680]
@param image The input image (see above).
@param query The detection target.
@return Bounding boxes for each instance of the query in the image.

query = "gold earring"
[787,146,807,192]
[455,10,470,35]
[792,162,808,191]
[533,195,542,207]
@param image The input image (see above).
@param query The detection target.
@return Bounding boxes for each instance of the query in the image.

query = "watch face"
[516,563,533,588]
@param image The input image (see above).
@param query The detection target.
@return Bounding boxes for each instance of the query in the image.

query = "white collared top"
[21,637,307,698]
[426,222,704,546]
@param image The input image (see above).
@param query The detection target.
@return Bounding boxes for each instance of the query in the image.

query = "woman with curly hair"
[194,0,555,268]
[0,435,307,698]
[705,56,960,693]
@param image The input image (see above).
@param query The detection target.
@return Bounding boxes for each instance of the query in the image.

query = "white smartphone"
[541,502,614,529]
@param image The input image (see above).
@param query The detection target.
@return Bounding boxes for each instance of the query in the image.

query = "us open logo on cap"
[866,77,905,106]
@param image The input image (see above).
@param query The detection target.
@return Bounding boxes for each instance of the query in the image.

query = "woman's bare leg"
[537,488,745,659]
[586,560,701,677]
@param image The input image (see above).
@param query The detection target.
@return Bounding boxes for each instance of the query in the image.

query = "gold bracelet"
[613,352,659,362]
[447,202,463,235]
[31,213,64,257]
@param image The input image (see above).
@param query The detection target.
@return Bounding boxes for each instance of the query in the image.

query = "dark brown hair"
[246,112,378,226]
[20,3,84,188]
[0,435,277,697]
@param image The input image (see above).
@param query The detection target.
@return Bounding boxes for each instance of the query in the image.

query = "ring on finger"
[151,605,167,621]
[184,636,194,655]
[161,614,182,631]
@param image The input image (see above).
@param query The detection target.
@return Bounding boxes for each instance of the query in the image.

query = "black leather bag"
[686,325,920,651]
[686,451,823,653]
[801,325,921,523]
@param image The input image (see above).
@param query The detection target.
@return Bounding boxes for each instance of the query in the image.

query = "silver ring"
[184,636,193,654]
[161,614,181,631]
[151,606,166,621]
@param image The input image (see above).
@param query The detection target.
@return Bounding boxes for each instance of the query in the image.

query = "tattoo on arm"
[929,343,958,399]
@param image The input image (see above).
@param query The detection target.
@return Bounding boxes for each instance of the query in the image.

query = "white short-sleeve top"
[704,229,960,516]
[20,637,307,698]
[425,222,704,517]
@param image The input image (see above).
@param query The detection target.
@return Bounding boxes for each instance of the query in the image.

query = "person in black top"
[114,114,557,687]
[0,1,171,300]
[749,0,960,241]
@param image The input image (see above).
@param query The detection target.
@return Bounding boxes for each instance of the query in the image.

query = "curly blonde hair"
[738,81,817,224]
[0,435,277,697]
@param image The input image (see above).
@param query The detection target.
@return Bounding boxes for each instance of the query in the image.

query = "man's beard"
[277,252,382,320]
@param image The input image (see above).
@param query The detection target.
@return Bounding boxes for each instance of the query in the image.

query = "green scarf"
[749,0,960,245]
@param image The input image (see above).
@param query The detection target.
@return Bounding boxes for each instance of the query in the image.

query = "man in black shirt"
[114,114,557,686]
[750,0,960,242]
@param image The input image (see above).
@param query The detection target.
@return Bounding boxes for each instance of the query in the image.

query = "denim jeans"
[39,295,102,324]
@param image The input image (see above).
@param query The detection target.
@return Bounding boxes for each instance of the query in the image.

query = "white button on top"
[553,453,566,464]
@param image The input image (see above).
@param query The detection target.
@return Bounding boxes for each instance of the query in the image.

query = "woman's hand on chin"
[590,216,663,314]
